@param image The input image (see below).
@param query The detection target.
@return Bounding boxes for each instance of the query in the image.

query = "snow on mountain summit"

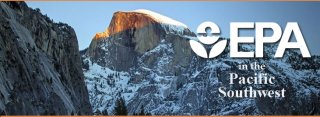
[93,9,191,40]
[131,9,188,35]
[132,9,188,28]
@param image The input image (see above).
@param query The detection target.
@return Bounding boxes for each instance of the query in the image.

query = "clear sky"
[27,2,320,55]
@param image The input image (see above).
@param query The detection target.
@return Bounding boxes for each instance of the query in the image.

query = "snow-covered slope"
[83,38,320,115]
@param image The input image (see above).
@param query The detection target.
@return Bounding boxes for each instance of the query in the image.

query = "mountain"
[81,9,320,115]
[86,9,194,71]
[0,2,92,115]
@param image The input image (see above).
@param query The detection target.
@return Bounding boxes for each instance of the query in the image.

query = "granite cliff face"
[0,2,92,115]
[86,9,195,71]
[82,9,320,115]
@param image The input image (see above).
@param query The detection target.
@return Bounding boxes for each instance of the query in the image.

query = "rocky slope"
[82,9,320,115]
[0,2,92,115]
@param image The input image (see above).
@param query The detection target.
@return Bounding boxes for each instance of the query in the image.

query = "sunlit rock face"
[92,11,162,55]
[0,2,92,115]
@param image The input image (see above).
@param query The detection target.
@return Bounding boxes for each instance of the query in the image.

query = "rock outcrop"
[0,2,92,115]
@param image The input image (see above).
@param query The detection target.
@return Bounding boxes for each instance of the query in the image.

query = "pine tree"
[134,105,152,116]
[138,106,145,115]
[0,110,6,115]
[114,97,128,115]
[102,109,108,115]
[146,112,152,115]
[94,109,102,115]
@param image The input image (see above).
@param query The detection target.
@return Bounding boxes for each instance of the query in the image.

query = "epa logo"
[190,21,311,58]
[190,22,227,58]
